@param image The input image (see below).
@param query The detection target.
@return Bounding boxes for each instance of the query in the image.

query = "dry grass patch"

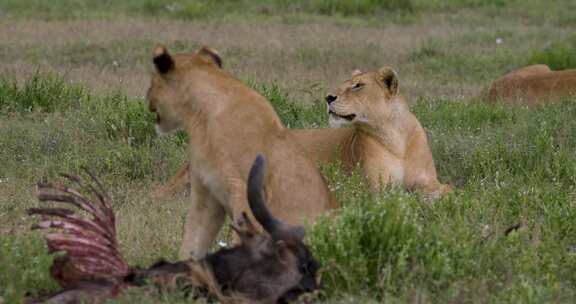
[0,17,477,100]
[2,12,573,101]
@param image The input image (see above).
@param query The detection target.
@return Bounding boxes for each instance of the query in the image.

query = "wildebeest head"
[205,154,320,303]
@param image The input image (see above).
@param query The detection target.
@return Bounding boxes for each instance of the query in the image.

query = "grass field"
[1,1,576,303]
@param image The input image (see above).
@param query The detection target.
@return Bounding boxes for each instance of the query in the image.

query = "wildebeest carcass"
[26,154,320,303]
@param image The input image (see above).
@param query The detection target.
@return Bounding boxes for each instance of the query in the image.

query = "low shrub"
[0,236,57,303]
[527,37,576,70]
[0,73,85,113]
[254,81,327,128]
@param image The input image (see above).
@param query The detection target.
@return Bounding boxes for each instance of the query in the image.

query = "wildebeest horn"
[247,154,305,240]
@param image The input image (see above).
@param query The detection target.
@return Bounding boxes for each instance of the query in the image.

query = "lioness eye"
[351,83,363,91]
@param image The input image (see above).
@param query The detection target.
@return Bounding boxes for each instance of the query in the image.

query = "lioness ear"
[376,66,399,95]
[351,69,362,77]
[153,44,174,74]
[196,47,223,68]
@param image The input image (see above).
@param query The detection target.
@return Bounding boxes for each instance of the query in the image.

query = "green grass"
[527,36,576,70]
[0,236,58,303]
[299,0,415,15]
[0,74,183,184]
[414,0,511,10]
[312,98,576,301]
[0,40,155,70]
[0,0,414,19]
[2,0,575,22]
[2,74,576,302]
[409,38,526,83]
[0,73,86,113]
[254,81,328,128]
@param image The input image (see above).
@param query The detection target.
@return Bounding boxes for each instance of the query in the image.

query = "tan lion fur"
[147,45,336,260]
[299,67,451,198]
[485,64,576,105]
[151,67,451,201]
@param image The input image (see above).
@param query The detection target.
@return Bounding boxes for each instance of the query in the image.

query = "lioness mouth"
[156,113,161,123]
[329,110,356,121]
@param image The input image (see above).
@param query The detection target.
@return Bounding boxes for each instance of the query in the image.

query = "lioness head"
[326,66,401,128]
[147,45,223,135]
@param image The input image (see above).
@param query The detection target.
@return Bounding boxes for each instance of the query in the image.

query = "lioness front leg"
[362,157,394,192]
[226,178,260,240]
[413,181,453,200]
[179,177,225,260]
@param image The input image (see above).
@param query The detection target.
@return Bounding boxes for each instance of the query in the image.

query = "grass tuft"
[255,81,328,128]
[304,0,415,16]
[7,0,569,20]
[0,236,57,303]
[527,36,576,70]
[0,73,85,113]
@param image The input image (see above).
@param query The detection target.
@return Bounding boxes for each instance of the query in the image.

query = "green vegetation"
[409,39,521,83]
[0,0,413,19]
[0,73,85,113]
[313,99,576,301]
[527,36,576,70]
[301,0,415,15]
[2,0,576,302]
[1,74,576,302]
[0,74,164,182]
[1,0,574,22]
[0,237,57,303]
[256,81,328,128]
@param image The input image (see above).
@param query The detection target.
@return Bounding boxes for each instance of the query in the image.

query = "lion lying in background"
[484,64,576,105]
[148,45,336,260]
[152,66,451,200]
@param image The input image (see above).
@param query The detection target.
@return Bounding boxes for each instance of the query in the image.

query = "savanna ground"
[2,0,576,303]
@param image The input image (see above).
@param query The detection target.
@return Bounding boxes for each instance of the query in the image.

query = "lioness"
[293,67,451,197]
[485,64,576,105]
[152,66,450,200]
[148,45,336,260]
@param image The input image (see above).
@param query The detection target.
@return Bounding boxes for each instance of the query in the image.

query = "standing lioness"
[147,45,336,260]
[153,66,450,200]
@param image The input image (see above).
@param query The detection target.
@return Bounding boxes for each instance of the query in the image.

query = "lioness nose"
[325,95,337,104]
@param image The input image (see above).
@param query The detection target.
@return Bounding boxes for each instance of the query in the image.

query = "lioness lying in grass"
[294,67,451,198]
[485,64,576,105]
[153,65,451,200]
